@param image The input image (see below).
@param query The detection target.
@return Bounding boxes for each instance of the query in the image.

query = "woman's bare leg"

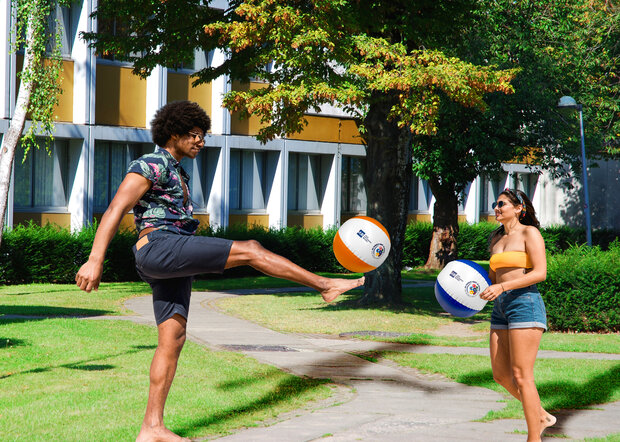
[225,240,364,302]
[490,329,555,439]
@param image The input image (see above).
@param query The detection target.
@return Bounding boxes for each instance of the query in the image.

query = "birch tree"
[0,0,64,245]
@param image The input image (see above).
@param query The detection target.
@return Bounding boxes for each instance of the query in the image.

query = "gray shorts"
[132,230,233,325]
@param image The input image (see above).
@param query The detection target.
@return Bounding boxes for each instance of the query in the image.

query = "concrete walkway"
[123,290,620,441]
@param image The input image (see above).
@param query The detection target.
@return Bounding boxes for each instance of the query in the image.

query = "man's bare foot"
[540,412,557,435]
[136,424,190,442]
[321,276,365,302]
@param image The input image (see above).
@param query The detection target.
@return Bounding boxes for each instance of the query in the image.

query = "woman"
[479,188,556,441]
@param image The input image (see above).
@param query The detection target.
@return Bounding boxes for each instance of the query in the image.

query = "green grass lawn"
[379,352,620,421]
[215,286,620,354]
[2,277,619,439]
[0,283,331,441]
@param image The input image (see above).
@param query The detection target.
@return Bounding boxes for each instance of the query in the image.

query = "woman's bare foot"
[136,424,190,442]
[320,277,365,302]
[540,412,557,435]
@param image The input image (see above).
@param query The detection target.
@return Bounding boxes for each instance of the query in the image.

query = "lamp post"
[558,96,592,246]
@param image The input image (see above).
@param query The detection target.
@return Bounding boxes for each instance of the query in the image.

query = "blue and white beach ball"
[434,260,492,317]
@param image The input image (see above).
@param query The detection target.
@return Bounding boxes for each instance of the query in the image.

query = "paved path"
[122,290,620,441]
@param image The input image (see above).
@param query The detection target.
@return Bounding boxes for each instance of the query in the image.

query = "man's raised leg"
[225,240,364,302]
[137,314,190,442]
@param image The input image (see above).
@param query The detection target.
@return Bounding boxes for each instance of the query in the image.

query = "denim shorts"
[490,285,547,331]
[132,230,233,325]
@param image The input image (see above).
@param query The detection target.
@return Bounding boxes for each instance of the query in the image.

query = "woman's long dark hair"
[489,189,540,250]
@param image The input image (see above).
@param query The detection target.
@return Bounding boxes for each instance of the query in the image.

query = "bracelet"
[500,283,505,292]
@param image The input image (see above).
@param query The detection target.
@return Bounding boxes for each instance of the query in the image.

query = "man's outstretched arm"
[76,173,152,292]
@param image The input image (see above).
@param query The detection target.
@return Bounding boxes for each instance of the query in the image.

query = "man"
[75,101,364,442]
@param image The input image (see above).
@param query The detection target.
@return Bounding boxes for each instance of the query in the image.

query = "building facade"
[2,1,618,234]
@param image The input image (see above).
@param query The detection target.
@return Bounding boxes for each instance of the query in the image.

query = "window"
[95,5,142,62]
[14,140,70,210]
[408,175,419,211]
[480,174,506,213]
[511,172,538,198]
[341,155,366,213]
[409,177,432,212]
[458,183,472,214]
[180,147,220,210]
[51,3,76,58]
[288,153,330,212]
[93,142,153,211]
[230,149,277,211]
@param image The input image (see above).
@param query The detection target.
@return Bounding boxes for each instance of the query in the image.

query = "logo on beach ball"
[435,260,492,317]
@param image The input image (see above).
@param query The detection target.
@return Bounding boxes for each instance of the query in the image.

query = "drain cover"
[222,344,298,352]
[339,331,411,338]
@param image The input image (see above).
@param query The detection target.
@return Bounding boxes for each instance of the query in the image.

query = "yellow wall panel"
[167,73,212,115]
[407,214,432,224]
[193,214,210,229]
[94,213,136,233]
[15,57,73,123]
[479,214,499,224]
[339,119,363,144]
[289,116,363,144]
[230,81,268,136]
[55,61,74,122]
[287,214,323,229]
[96,64,146,127]
[13,212,71,229]
[229,214,269,228]
[340,213,365,224]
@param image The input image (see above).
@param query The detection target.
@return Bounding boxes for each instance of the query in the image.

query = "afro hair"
[150,101,211,147]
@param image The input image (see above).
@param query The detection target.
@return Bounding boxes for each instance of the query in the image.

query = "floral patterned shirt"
[127,147,199,235]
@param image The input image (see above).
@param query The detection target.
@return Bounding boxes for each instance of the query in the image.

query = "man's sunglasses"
[188,132,205,142]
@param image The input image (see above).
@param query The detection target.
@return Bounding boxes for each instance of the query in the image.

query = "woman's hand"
[480,283,505,301]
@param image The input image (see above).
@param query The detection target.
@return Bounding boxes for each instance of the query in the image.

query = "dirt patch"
[431,321,486,337]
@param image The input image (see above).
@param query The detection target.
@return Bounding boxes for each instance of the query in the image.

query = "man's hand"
[75,260,104,293]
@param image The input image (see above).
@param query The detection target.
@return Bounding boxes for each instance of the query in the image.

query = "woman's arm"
[75,173,152,292]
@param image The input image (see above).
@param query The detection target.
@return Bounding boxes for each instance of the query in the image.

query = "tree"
[0,0,64,246]
[85,0,516,304]
[413,0,620,268]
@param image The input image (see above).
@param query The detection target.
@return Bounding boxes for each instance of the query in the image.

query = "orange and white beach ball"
[333,216,391,273]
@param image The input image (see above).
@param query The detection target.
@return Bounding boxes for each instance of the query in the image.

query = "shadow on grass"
[449,363,620,433]
[257,287,492,323]
[0,337,27,348]
[175,347,453,438]
[0,344,157,380]
[0,305,112,319]
[459,365,620,411]
[176,374,328,437]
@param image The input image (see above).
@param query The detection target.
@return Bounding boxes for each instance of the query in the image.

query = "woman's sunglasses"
[492,201,508,209]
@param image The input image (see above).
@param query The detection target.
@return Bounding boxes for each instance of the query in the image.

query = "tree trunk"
[0,2,42,246]
[358,92,413,305]
[425,179,459,269]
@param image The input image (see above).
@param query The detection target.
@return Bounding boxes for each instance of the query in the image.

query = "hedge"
[539,242,620,333]
[1,222,618,332]
[2,222,619,284]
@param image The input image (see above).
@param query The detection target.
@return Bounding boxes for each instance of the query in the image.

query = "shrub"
[0,222,140,284]
[402,222,432,267]
[458,222,497,260]
[539,241,620,332]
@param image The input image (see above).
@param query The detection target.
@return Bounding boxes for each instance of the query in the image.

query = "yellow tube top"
[489,251,533,272]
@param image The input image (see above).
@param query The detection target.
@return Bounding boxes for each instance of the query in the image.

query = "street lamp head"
[558,95,579,109]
